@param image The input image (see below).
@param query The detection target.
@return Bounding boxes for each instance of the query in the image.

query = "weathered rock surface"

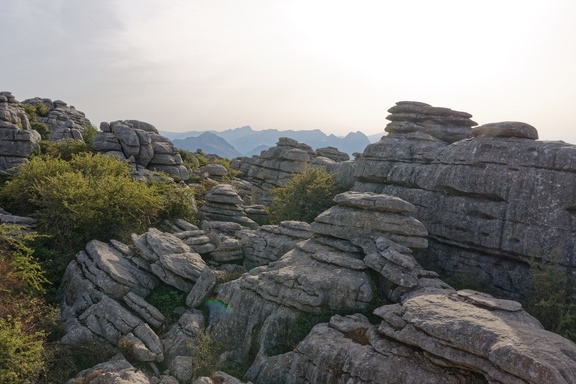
[132,228,208,291]
[0,91,41,173]
[240,221,313,267]
[199,163,228,181]
[375,290,576,384]
[473,121,538,139]
[385,101,477,143]
[65,354,152,384]
[23,97,92,141]
[231,138,314,205]
[251,314,484,384]
[315,146,349,162]
[94,120,189,181]
[354,106,576,299]
[199,184,259,229]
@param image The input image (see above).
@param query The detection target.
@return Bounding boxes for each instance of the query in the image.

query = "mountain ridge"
[161,125,371,158]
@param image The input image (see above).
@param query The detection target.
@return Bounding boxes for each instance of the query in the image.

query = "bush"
[0,224,57,384]
[526,254,576,342]
[0,318,45,384]
[37,139,93,160]
[146,284,186,323]
[0,153,197,283]
[191,331,224,379]
[81,124,99,150]
[268,165,345,224]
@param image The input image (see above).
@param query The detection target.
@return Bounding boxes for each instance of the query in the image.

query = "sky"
[1,0,575,142]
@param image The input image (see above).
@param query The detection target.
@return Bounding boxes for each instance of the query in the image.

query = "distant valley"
[161,126,378,158]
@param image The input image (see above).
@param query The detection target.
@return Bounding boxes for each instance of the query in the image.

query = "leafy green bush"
[0,153,197,284]
[268,165,345,224]
[31,121,51,140]
[37,139,93,160]
[191,331,224,379]
[0,318,45,384]
[81,124,99,149]
[526,255,576,342]
[0,224,57,384]
[146,284,186,323]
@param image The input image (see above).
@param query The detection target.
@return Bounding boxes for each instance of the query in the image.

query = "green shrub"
[526,255,576,342]
[151,178,197,223]
[0,318,45,384]
[268,165,345,224]
[146,284,186,323]
[1,153,198,284]
[81,124,99,149]
[37,139,93,160]
[191,331,224,379]
[31,121,51,140]
[0,224,57,384]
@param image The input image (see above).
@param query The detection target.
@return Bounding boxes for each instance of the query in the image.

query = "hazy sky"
[2,1,575,142]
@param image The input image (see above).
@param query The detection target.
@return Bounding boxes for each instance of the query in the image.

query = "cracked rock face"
[385,101,477,143]
[199,184,259,229]
[230,137,314,205]
[354,103,576,300]
[0,91,41,174]
[251,314,485,384]
[376,290,576,384]
[94,120,190,181]
[22,97,93,142]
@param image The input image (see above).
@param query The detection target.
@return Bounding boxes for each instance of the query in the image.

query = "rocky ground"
[2,93,576,383]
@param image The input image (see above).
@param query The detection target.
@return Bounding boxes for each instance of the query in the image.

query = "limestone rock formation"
[375,289,576,384]
[0,91,41,173]
[385,101,477,143]
[22,97,92,141]
[94,120,189,181]
[65,354,153,384]
[253,314,483,384]
[132,228,208,292]
[199,163,228,181]
[240,220,313,268]
[231,137,314,205]
[199,184,259,229]
[354,107,576,300]
[197,190,576,383]
[315,146,350,162]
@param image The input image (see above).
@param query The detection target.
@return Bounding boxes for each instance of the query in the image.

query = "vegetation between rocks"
[268,165,345,224]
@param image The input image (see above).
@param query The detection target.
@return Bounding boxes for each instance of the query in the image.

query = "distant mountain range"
[162,126,377,158]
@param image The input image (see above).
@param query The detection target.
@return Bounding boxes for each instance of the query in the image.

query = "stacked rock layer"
[23,97,92,142]
[94,120,189,181]
[385,101,477,143]
[0,91,41,173]
[354,102,574,300]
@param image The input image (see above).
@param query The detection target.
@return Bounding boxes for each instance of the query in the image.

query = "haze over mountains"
[161,126,374,158]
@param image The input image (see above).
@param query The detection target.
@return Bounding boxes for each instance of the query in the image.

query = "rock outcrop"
[354,104,576,300]
[385,101,477,143]
[231,137,313,205]
[240,220,313,268]
[22,97,92,141]
[0,91,41,173]
[199,184,259,229]
[315,146,349,162]
[94,120,190,181]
